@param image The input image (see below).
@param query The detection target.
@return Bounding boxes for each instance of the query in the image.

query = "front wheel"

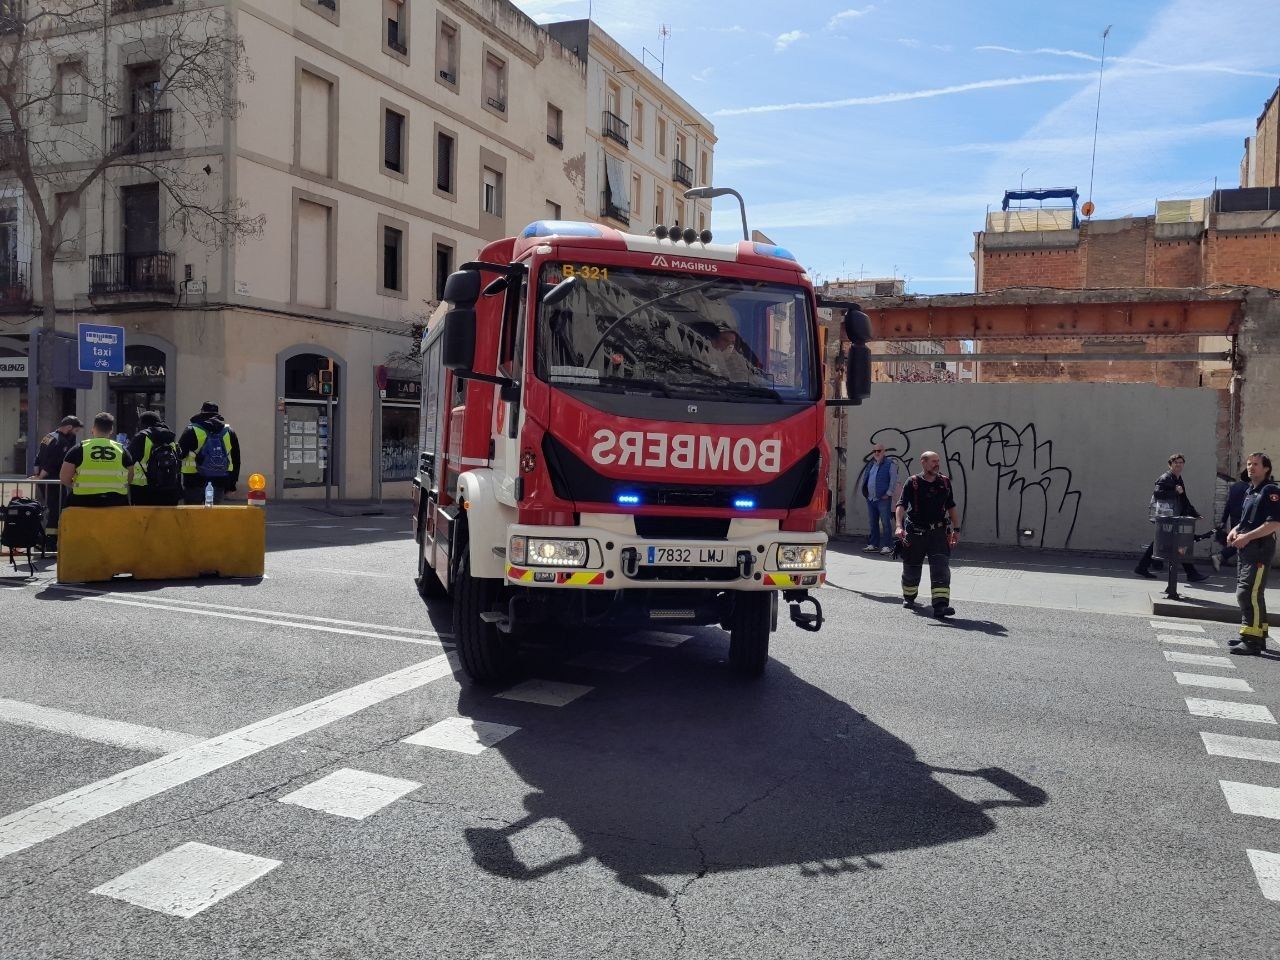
[728,592,772,677]
[453,550,518,685]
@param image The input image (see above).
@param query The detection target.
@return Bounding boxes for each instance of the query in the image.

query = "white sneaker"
[862,545,877,552]
[880,546,892,555]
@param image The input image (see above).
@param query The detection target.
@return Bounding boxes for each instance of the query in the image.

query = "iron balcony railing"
[601,199,630,225]
[673,157,693,188]
[111,110,172,154]
[387,18,407,54]
[111,0,174,12]
[546,134,563,149]
[602,110,629,148]
[0,259,29,310]
[89,252,175,297]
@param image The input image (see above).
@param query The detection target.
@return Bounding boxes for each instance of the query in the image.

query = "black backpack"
[1,496,45,574]
[145,438,183,493]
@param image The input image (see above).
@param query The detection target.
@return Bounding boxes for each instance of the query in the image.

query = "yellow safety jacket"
[182,424,235,476]
[72,438,129,497]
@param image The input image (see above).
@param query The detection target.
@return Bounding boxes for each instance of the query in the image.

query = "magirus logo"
[651,254,718,273]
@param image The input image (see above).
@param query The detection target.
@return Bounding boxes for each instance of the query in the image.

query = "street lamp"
[683,186,749,241]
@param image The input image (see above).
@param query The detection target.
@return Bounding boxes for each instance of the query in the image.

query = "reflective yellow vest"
[182,424,234,476]
[72,438,129,497]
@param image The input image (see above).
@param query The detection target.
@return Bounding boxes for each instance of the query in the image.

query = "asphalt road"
[2,508,1279,959]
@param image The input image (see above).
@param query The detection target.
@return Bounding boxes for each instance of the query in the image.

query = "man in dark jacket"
[1212,468,1250,571]
[1135,453,1206,581]
[28,415,82,539]
[127,411,182,506]
[176,401,241,505]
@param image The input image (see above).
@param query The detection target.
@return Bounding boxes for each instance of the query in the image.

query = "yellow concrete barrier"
[57,506,265,583]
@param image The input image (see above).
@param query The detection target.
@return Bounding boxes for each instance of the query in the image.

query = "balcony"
[602,110,629,148]
[601,199,629,225]
[546,134,563,149]
[111,0,173,12]
[111,110,172,154]
[673,158,693,188]
[89,252,177,307]
[0,259,29,312]
[386,18,407,55]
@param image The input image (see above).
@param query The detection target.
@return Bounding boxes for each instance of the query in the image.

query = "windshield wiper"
[599,376,674,397]
[674,381,785,402]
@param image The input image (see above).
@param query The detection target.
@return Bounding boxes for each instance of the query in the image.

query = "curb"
[1150,592,1280,627]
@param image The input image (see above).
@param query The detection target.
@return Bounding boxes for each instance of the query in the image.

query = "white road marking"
[1150,621,1206,633]
[1186,698,1277,724]
[308,525,338,530]
[350,528,386,532]
[1164,651,1235,669]
[0,654,453,860]
[496,679,594,707]
[278,768,421,820]
[1173,672,1254,693]
[1220,781,1280,821]
[1202,732,1280,764]
[46,585,444,638]
[566,651,651,673]
[93,842,280,918]
[302,567,399,580]
[403,717,520,755]
[1248,849,1280,902]
[0,698,199,754]
[1158,634,1219,648]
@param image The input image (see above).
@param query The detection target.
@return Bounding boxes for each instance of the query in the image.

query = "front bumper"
[503,522,827,591]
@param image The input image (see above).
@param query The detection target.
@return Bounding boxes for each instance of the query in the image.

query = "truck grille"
[628,565,741,582]
[634,516,729,540]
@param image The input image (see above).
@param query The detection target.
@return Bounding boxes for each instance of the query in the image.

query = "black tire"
[416,529,447,599]
[453,549,517,685]
[728,591,772,677]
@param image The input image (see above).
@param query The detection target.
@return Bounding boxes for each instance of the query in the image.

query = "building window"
[632,98,644,145]
[675,132,686,163]
[297,66,336,178]
[55,61,86,120]
[656,116,667,158]
[482,167,503,217]
[699,151,709,185]
[631,173,642,225]
[293,195,333,309]
[546,103,563,148]
[654,185,665,225]
[546,200,561,220]
[384,0,408,58]
[483,52,507,114]
[382,106,406,176]
[435,242,453,303]
[302,0,339,25]
[436,18,458,87]
[602,153,629,224]
[434,129,455,196]
[379,220,406,297]
[606,81,621,117]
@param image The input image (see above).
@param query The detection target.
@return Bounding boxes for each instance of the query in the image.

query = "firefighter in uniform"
[59,412,134,508]
[1225,452,1280,655]
[894,450,960,618]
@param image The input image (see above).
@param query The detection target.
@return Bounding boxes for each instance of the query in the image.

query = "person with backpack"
[176,401,241,505]
[27,415,81,542]
[893,450,960,619]
[126,411,182,506]
[59,412,134,508]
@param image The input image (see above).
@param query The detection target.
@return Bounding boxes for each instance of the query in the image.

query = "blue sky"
[513,0,1280,293]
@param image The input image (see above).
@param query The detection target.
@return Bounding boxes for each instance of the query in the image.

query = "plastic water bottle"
[204,482,214,508]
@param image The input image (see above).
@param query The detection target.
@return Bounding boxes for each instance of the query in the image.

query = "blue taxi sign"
[77,323,126,374]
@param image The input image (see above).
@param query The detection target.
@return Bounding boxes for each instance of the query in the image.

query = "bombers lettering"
[651,254,718,274]
[591,429,781,474]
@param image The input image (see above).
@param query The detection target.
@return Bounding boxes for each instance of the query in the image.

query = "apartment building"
[544,20,716,237]
[0,0,588,498]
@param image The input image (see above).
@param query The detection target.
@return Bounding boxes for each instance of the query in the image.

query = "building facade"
[1,0,597,497]
[544,20,715,239]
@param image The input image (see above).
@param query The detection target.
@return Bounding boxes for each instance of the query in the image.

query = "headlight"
[525,537,588,567]
[508,536,527,565]
[777,544,824,570]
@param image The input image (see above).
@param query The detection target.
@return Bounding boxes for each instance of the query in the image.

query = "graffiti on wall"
[866,422,1083,548]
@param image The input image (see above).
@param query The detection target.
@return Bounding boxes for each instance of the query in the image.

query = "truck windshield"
[534,264,817,402]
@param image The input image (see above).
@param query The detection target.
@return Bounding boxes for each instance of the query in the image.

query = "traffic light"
[319,368,333,396]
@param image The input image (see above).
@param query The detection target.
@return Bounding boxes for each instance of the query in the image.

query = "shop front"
[107,343,169,439]
[0,337,27,474]
[278,349,342,499]
[376,366,420,497]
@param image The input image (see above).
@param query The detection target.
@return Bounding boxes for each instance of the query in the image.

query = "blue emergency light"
[521,221,605,239]
[617,493,641,506]
[733,498,757,510]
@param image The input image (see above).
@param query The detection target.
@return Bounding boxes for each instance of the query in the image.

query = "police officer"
[1225,452,1280,655]
[59,412,134,508]
[894,450,960,618]
[28,415,82,538]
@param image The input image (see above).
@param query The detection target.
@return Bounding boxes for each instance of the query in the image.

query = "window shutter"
[384,111,403,172]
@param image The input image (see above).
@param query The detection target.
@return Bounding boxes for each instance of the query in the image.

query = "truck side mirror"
[442,269,481,307]
[845,343,871,405]
[843,306,872,344]
[442,307,476,373]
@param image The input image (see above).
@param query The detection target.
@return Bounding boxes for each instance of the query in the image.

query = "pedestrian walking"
[1134,453,1207,583]
[1226,452,1280,655]
[858,443,901,555]
[59,412,133,508]
[28,415,83,539]
[177,402,241,505]
[126,411,183,506]
[1212,468,1250,572]
[894,450,960,618]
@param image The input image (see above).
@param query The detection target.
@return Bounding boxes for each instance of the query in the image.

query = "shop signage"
[0,357,27,378]
[384,377,421,402]
[77,323,126,374]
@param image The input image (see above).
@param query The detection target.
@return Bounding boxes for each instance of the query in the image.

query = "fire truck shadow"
[456,647,1047,897]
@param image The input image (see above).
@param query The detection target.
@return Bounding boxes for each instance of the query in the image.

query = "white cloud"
[944,117,1252,156]
[827,6,875,30]
[775,29,807,52]
[691,66,715,82]
[896,38,921,48]
[975,43,1277,79]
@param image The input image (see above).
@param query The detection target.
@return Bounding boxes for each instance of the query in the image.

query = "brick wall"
[1151,239,1202,286]
[1205,230,1280,286]
[1082,220,1151,288]
[982,248,1084,290]
[976,335,1204,386]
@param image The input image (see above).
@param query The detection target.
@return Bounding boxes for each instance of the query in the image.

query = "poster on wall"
[283,404,326,486]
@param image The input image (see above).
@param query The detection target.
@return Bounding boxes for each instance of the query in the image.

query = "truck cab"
[412,220,870,683]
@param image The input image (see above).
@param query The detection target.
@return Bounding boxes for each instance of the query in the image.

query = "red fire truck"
[412,219,871,683]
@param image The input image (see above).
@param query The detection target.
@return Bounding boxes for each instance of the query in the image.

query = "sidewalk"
[825,541,1269,624]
